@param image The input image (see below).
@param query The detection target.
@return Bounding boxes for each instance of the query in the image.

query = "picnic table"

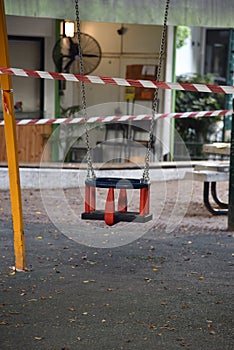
[185,143,230,215]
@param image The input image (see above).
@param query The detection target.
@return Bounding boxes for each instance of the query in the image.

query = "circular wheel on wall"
[52,33,102,75]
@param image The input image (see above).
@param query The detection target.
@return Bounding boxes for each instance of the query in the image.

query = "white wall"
[5,16,172,115]
[65,21,173,160]
[65,21,165,113]
[175,27,203,77]
[4,16,174,160]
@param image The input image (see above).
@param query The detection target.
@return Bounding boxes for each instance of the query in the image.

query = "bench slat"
[194,162,229,173]
[185,170,229,182]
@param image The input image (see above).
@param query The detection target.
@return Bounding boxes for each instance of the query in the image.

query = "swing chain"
[75,0,95,179]
[142,0,170,183]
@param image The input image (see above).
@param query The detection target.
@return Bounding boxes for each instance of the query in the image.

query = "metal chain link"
[142,0,170,183]
[75,0,95,179]
[74,0,169,180]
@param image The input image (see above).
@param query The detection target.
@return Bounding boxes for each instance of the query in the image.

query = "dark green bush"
[175,73,225,144]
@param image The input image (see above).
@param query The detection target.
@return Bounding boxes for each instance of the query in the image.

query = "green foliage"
[175,73,225,153]
[176,26,191,49]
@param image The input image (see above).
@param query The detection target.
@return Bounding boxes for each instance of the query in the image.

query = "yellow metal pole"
[0,0,26,270]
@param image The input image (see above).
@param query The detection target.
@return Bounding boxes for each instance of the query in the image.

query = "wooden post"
[0,0,26,270]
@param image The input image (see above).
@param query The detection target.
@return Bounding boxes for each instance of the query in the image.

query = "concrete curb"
[0,166,191,190]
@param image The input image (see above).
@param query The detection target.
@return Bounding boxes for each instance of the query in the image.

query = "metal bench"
[185,162,229,215]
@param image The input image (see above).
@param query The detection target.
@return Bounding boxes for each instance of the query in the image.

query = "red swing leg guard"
[140,187,150,216]
[104,188,115,226]
[118,188,127,212]
[144,187,150,214]
[85,185,91,213]
[90,186,96,211]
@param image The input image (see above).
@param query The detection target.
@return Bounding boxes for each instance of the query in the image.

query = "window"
[8,36,44,118]
[204,29,229,84]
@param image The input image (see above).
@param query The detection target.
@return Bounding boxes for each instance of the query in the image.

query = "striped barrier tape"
[0,110,231,126]
[1,67,234,94]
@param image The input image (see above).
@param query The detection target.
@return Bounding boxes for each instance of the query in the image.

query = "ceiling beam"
[4,0,234,28]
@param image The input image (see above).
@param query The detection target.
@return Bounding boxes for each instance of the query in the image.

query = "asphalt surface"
[0,219,234,350]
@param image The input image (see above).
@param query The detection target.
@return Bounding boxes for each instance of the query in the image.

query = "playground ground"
[0,179,234,349]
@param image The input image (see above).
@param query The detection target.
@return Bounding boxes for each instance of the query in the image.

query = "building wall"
[2,15,173,162]
[5,16,168,115]
[63,21,167,113]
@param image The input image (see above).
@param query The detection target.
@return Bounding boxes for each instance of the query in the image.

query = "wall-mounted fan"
[52,33,102,75]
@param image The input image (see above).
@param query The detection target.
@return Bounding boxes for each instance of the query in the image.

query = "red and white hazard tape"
[1,67,234,94]
[0,110,231,126]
